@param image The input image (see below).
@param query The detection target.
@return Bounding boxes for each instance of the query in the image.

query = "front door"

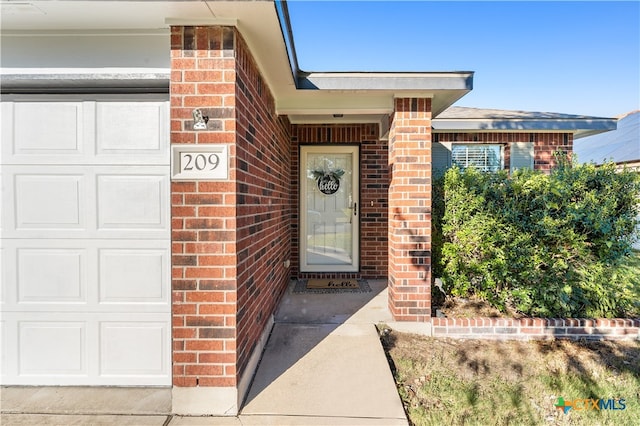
[300,145,359,272]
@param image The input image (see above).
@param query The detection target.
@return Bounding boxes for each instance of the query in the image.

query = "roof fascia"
[275,0,300,82]
[432,118,617,138]
[297,71,474,91]
[0,68,170,94]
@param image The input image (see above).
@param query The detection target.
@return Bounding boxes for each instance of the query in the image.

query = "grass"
[393,252,640,425]
[380,329,640,426]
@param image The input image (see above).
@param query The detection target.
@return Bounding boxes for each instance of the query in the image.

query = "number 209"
[182,153,220,171]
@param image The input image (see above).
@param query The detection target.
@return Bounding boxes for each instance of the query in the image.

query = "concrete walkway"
[1,280,408,425]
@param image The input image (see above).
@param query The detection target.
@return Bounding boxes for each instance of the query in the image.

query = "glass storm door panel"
[300,145,359,273]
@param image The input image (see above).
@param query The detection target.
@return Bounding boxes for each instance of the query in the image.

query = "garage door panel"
[3,240,92,311]
[18,321,88,376]
[96,102,167,154]
[100,322,168,377]
[18,248,86,303]
[4,167,91,238]
[14,174,86,230]
[97,174,168,231]
[99,248,168,304]
[14,102,84,156]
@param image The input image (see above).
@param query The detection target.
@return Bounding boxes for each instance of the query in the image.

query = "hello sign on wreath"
[312,168,344,195]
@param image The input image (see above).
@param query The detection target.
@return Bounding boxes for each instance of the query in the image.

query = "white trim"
[164,18,238,27]
[1,68,169,75]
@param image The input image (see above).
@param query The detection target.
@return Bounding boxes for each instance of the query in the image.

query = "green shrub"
[433,158,640,318]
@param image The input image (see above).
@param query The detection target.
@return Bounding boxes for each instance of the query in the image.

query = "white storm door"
[300,145,359,272]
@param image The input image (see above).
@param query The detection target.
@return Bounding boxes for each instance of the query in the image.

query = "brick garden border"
[431,318,640,340]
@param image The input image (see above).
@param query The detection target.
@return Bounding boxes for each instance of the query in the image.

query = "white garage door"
[1,96,171,385]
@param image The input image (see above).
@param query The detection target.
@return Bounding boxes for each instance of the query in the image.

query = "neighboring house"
[574,110,640,249]
[574,110,640,170]
[0,0,617,416]
[432,106,616,176]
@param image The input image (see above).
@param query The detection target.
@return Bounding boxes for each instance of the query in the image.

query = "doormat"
[293,279,371,294]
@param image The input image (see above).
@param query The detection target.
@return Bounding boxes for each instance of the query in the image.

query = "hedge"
[432,156,640,318]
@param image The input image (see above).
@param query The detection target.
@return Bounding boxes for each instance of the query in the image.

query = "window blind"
[452,145,501,172]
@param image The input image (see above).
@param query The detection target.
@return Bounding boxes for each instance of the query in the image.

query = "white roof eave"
[432,118,617,138]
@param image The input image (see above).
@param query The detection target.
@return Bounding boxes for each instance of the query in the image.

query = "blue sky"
[287,1,640,118]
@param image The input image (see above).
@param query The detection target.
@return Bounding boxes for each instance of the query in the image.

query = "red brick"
[198,353,236,364]
[184,70,223,82]
[185,340,225,351]
[173,301,197,314]
[174,352,197,363]
[185,194,224,205]
[195,132,236,143]
[198,304,236,315]
[184,243,224,254]
[173,206,196,217]
[199,255,236,266]
[173,328,197,339]
[171,58,196,70]
[184,96,223,108]
[173,377,197,387]
[185,218,224,230]
[198,83,236,94]
[185,291,225,302]
[185,365,223,376]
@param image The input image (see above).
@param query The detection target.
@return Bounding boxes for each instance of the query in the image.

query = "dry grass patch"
[380,328,639,426]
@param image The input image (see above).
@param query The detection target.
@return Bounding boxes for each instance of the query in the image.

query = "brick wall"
[437,132,574,172]
[431,318,640,340]
[388,98,432,321]
[290,124,388,279]
[170,26,291,390]
[234,32,292,378]
[171,26,239,388]
[533,133,573,172]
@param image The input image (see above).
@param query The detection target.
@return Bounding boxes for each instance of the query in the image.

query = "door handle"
[354,202,357,216]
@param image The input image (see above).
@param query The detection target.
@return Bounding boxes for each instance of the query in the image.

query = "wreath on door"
[312,168,344,195]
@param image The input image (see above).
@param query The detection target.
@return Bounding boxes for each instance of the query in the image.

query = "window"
[452,144,502,172]
[509,142,534,172]
[432,141,534,174]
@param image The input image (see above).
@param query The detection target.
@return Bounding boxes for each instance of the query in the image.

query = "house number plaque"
[171,145,229,181]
